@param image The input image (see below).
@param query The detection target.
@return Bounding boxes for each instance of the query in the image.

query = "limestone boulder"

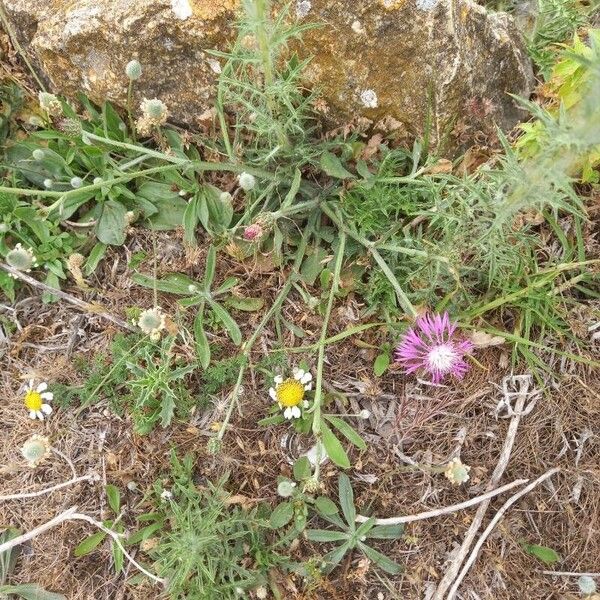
[0,0,533,142]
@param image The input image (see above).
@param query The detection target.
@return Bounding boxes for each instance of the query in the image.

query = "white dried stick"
[355,478,528,525]
[448,467,560,598]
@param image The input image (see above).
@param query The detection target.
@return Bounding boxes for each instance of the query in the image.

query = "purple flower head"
[243,223,263,241]
[394,312,473,384]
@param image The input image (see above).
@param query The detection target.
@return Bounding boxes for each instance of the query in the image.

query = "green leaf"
[132,272,198,295]
[338,473,356,528]
[127,521,163,545]
[358,542,403,574]
[367,523,404,539]
[257,414,286,426]
[306,529,349,543]
[520,542,561,565]
[269,502,294,528]
[373,353,390,377]
[73,531,107,557]
[0,584,67,600]
[320,151,354,179]
[193,308,211,369]
[321,421,350,469]
[111,541,124,574]
[281,168,302,208]
[160,393,176,428]
[300,246,327,286]
[293,457,312,481]
[225,297,265,312]
[96,200,127,245]
[106,484,120,514]
[321,543,350,573]
[209,301,242,345]
[183,195,200,246]
[324,415,366,450]
[314,496,339,516]
[83,242,107,275]
[203,245,216,289]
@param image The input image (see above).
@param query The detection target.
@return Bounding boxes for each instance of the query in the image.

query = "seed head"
[57,118,83,137]
[578,576,597,595]
[38,92,62,116]
[21,434,52,468]
[360,409,371,420]
[277,480,297,498]
[32,149,45,161]
[444,458,471,485]
[138,307,166,339]
[125,59,142,80]
[70,177,84,189]
[238,172,256,191]
[43,179,53,189]
[141,98,168,121]
[6,243,37,272]
[360,89,378,109]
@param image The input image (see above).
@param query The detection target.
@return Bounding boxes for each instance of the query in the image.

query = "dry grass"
[1,227,599,600]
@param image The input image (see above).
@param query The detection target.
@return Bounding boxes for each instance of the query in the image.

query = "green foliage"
[517,29,600,182]
[132,245,243,368]
[527,0,591,79]
[74,485,125,573]
[519,540,561,565]
[125,336,197,434]
[306,474,404,575]
[146,453,284,599]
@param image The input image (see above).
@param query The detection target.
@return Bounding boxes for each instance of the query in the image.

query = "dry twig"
[433,374,537,600]
[0,263,137,332]
[355,478,528,525]
[0,474,98,501]
[448,467,560,598]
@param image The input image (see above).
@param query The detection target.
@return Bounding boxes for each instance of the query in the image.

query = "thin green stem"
[215,216,314,442]
[311,231,346,433]
[321,202,417,318]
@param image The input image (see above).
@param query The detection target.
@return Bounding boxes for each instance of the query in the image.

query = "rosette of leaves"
[306,474,404,574]
[133,246,262,368]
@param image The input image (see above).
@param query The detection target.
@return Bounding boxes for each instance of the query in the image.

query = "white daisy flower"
[269,368,313,420]
[23,380,54,420]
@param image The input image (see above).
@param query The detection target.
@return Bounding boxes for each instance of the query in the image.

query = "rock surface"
[1,0,533,143]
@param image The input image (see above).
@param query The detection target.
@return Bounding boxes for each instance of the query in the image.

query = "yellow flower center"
[25,390,43,411]
[276,379,305,407]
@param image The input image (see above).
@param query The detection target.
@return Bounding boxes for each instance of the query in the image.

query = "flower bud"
[38,91,62,116]
[57,118,83,137]
[93,177,103,185]
[238,172,256,191]
[243,223,263,241]
[32,149,45,161]
[125,59,142,80]
[70,177,83,189]
[277,480,296,498]
[43,179,53,189]
[360,409,371,420]
[444,458,471,485]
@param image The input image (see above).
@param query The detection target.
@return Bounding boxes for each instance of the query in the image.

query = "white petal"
[304,383,313,391]
[293,368,305,380]
[303,400,310,408]
[41,392,53,401]
[274,375,283,384]
[35,411,45,420]
[36,382,48,392]
[29,410,37,420]
[300,372,312,384]
[291,406,301,418]
[28,379,35,391]
[41,404,52,415]
[269,388,277,401]
[283,407,294,419]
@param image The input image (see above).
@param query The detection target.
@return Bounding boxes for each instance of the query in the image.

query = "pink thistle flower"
[394,312,473,384]
[243,223,263,241]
